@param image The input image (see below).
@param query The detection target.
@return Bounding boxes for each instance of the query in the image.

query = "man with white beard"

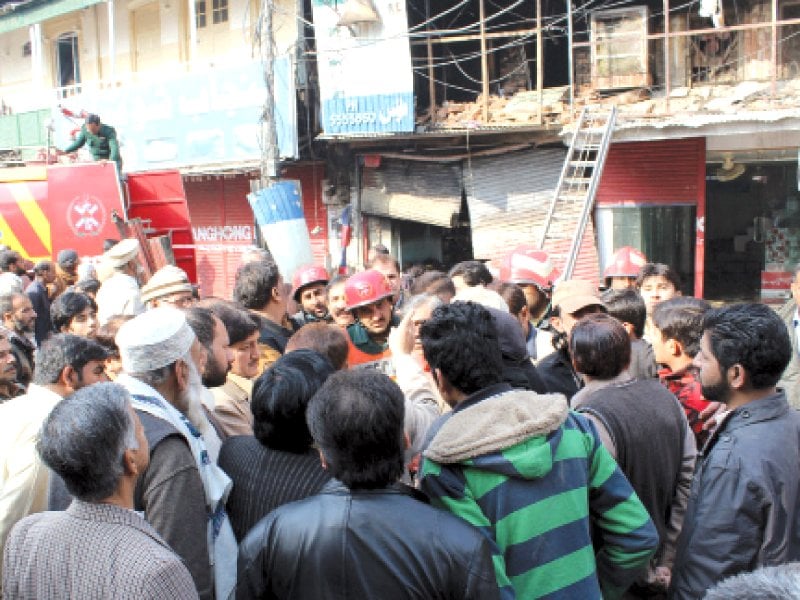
[114,307,237,600]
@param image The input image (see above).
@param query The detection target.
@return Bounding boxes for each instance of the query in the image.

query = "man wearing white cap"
[114,308,237,600]
[95,239,145,325]
[140,265,196,309]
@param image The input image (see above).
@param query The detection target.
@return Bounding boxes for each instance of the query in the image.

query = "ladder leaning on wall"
[538,105,617,281]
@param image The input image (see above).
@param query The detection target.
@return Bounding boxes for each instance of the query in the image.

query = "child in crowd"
[651,296,713,447]
[637,263,682,344]
[602,288,657,380]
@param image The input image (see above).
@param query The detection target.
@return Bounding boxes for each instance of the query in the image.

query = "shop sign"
[312,0,414,135]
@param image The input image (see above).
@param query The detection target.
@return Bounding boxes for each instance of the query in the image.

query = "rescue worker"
[290,265,330,327]
[343,269,398,374]
[61,114,122,175]
[604,246,648,291]
[326,276,355,328]
[500,245,558,328]
[499,245,559,361]
[94,238,145,325]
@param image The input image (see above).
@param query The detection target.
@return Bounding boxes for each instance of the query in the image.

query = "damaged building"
[317,0,800,301]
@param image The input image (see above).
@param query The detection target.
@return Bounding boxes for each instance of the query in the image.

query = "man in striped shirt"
[419,301,658,600]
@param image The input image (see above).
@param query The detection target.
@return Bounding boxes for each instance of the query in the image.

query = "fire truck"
[0,161,196,280]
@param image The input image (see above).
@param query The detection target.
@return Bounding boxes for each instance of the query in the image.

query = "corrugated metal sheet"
[465,148,566,261]
[597,138,705,206]
[361,159,462,228]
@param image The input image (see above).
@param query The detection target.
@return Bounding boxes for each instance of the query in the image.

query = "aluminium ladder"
[538,105,617,280]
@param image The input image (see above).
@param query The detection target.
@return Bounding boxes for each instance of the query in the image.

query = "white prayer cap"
[141,265,193,304]
[116,307,196,373]
[103,238,140,268]
[452,285,510,313]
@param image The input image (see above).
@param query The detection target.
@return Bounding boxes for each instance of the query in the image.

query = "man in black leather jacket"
[236,369,499,600]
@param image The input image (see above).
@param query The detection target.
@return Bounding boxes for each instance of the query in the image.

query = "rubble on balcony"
[571,78,800,130]
[417,86,570,131]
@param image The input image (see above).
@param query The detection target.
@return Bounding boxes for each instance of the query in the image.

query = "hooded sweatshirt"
[420,383,658,600]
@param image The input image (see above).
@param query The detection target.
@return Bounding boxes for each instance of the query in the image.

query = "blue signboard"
[312,0,415,135]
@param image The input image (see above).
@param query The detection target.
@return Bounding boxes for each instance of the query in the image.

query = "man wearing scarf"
[115,308,237,599]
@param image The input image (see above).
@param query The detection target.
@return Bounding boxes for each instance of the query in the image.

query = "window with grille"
[212,0,228,24]
[196,0,207,28]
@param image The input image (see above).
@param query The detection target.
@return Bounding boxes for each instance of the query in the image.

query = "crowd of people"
[1,239,799,600]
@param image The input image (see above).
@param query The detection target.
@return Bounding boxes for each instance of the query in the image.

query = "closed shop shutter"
[361,159,462,228]
[597,138,705,206]
[465,147,566,261]
[185,175,257,299]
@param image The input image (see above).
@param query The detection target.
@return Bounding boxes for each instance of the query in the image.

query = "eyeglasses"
[162,294,196,308]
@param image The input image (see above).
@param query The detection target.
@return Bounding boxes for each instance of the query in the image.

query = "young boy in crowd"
[602,288,657,380]
[651,296,713,447]
[637,263,682,344]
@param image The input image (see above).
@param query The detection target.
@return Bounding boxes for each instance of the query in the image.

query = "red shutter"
[597,138,705,206]
[185,175,257,299]
[185,166,330,299]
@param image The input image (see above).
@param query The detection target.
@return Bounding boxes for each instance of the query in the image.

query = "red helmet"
[344,269,394,310]
[292,265,330,301]
[500,245,559,289]
[603,247,647,279]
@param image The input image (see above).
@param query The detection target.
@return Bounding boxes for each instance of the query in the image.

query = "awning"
[361,159,462,228]
[0,0,104,34]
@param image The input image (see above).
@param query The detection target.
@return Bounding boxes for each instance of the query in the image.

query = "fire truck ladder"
[538,105,617,279]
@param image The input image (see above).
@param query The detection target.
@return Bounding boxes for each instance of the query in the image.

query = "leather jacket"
[670,391,800,599]
[237,480,499,600]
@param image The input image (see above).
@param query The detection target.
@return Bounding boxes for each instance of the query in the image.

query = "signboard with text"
[53,59,297,172]
[312,0,414,135]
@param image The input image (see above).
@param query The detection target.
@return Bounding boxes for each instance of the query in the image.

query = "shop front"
[704,154,799,304]
[595,137,706,297]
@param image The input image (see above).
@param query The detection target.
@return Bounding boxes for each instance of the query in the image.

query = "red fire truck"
[0,162,195,280]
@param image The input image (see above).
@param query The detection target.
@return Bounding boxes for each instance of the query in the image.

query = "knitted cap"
[140,265,192,304]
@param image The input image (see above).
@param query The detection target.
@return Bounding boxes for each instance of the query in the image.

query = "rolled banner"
[247,180,313,283]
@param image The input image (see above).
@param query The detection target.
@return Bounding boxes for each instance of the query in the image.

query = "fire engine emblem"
[355,282,373,298]
[68,195,106,237]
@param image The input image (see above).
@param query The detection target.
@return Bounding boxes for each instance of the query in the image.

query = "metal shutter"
[361,159,462,228]
[465,147,566,261]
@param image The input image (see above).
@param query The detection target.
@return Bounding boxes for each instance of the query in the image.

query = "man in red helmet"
[343,269,399,374]
[500,246,558,362]
[500,246,558,327]
[604,247,648,291]
[290,265,331,328]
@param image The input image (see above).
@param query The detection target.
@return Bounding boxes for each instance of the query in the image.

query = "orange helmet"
[500,245,559,290]
[603,246,648,279]
[344,269,394,310]
[292,265,329,301]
